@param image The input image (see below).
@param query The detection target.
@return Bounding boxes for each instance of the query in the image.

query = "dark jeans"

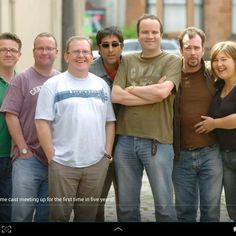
[0,157,12,222]
[221,150,236,221]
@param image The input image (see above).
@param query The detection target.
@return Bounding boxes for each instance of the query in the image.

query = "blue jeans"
[114,135,177,222]
[0,157,12,222]
[12,156,48,222]
[221,150,236,221]
[173,144,223,222]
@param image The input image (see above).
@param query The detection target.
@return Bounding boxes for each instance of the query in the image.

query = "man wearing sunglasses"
[89,26,123,222]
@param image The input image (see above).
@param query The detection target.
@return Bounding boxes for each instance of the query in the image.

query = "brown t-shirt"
[180,68,216,149]
[1,67,59,164]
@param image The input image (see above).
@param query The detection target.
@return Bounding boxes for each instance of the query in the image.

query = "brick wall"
[204,0,231,58]
[126,0,146,26]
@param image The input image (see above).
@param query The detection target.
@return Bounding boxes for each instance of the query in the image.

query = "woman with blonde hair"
[195,41,236,221]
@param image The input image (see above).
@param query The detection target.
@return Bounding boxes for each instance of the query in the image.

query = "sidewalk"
[105,171,231,222]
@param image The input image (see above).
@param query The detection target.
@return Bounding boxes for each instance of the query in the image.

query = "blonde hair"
[65,36,92,53]
[210,41,236,77]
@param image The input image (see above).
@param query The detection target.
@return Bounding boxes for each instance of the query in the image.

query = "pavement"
[105,171,231,222]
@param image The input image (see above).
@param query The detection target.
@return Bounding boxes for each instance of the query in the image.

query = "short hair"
[96,26,124,46]
[34,32,58,48]
[178,27,206,49]
[210,41,236,78]
[65,36,92,53]
[136,14,163,36]
[0,32,22,51]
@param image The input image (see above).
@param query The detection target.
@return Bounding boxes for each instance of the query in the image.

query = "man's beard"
[187,59,199,68]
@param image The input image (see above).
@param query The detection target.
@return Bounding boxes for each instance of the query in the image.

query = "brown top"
[180,68,216,149]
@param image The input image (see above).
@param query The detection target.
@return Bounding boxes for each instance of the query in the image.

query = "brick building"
[125,0,235,57]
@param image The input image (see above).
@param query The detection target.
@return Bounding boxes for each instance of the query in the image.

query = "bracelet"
[104,153,113,162]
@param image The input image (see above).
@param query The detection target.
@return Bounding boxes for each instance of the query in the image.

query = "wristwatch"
[20,148,28,155]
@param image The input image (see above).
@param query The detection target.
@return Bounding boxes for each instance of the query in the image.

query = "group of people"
[0,13,236,223]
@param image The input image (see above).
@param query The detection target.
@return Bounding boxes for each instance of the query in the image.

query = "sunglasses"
[100,42,122,48]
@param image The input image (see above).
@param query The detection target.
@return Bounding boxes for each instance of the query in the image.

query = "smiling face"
[64,38,93,77]
[212,51,236,81]
[138,18,162,57]
[33,36,58,69]
[0,39,21,69]
[211,41,236,82]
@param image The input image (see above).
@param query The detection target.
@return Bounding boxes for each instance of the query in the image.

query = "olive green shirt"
[113,51,181,143]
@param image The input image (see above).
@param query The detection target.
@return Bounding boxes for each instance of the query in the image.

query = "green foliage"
[122,24,137,39]
[89,34,97,50]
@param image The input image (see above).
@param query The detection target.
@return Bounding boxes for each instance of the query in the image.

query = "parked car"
[92,50,99,59]
[122,38,180,56]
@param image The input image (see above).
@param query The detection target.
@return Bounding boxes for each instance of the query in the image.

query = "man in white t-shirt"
[35,36,116,222]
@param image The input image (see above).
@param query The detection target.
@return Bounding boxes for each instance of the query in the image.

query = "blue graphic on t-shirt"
[54,89,108,104]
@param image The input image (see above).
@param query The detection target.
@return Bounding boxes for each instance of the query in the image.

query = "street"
[105,171,231,222]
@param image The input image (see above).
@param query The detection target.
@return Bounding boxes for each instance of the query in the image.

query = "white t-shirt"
[35,71,116,167]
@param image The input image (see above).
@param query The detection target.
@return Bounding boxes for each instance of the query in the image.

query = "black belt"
[223,149,236,153]
[184,147,202,151]
[184,144,217,151]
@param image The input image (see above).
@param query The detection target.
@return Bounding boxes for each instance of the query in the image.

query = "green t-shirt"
[113,51,182,144]
[0,77,11,157]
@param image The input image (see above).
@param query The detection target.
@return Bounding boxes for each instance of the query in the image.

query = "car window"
[161,41,176,50]
[122,39,180,56]
[123,42,141,51]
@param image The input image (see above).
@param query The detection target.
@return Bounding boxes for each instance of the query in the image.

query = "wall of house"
[126,0,146,26]
[0,0,62,72]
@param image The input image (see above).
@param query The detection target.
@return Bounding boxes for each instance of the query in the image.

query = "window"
[163,0,186,33]
[194,0,203,29]
[146,0,156,15]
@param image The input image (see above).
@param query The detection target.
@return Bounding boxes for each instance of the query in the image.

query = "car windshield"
[123,40,178,50]
[123,41,141,51]
[161,41,177,50]
[122,39,180,56]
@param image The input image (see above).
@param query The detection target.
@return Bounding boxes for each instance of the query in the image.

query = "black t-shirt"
[209,79,236,150]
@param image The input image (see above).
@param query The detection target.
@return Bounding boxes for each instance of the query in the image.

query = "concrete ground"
[105,171,231,222]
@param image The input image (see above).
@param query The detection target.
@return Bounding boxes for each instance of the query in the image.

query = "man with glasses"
[89,26,123,222]
[1,32,59,222]
[0,32,22,222]
[35,36,115,222]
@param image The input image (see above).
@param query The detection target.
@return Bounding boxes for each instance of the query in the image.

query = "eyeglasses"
[99,42,122,48]
[67,50,91,57]
[0,48,19,55]
[34,47,56,53]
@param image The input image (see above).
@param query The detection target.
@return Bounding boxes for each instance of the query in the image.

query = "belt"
[184,144,217,151]
[184,147,201,151]
[224,149,236,153]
